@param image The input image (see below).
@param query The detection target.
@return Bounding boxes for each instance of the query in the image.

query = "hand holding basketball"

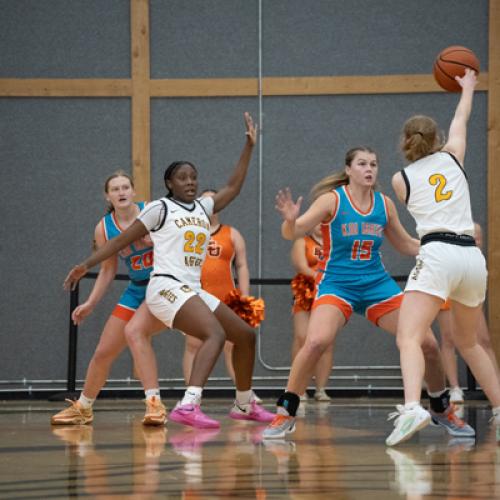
[455,67,478,92]
[433,46,480,92]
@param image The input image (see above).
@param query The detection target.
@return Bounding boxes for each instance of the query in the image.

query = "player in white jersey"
[387,69,500,446]
[64,112,274,429]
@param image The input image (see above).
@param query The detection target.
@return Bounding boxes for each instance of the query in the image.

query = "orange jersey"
[292,235,323,313]
[201,225,236,300]
[304,235,323,270]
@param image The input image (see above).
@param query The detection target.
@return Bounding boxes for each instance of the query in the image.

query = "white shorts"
[405,242,487,307]
[146,276,220,328]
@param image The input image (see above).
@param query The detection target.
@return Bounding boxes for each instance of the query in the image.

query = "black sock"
[276,391,300,417]
[429,389,450,413]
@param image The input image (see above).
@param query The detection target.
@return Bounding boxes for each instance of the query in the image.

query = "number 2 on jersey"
[351,240,373,260]
[184,231,207,254]
[429,173,453,202]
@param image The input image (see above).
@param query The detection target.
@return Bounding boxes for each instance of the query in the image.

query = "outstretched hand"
[244,112,258,146]
[63,264,88,291]
[275,188,303,223]
[71,302,94,325]
[455,68,477,90]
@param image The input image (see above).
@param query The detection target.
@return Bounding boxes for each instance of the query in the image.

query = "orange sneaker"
[51,399,93,425]
[142,396,167,426]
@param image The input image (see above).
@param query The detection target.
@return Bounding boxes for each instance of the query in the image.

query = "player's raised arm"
[212,112,257,213]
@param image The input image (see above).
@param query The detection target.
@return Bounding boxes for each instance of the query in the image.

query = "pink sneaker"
[229,400,276,423]
[169,427,220,454]
[169,403,220,429]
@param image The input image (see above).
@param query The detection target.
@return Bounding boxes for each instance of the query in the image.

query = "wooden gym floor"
[0,398,498,499]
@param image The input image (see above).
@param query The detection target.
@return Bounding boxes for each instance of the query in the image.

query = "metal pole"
[466,366,477,391]
[67,283,79,393]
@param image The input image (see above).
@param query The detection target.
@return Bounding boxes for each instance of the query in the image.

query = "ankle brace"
[277,391,300,417]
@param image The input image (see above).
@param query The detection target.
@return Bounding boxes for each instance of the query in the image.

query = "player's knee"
[206,325,226,349]
[244,326,256,348]
[396,331,419,352]
[230,322,256,347]
[440,335,455,349]
[453,336,476,352]
[91,345,117,366]
[421,335,440,360]
[303,338,328,358]
[124,322,145,348]
[185,336,202,354]
[478,335,493,351]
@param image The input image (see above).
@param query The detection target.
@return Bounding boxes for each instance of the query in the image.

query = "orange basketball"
[433,46,480,92]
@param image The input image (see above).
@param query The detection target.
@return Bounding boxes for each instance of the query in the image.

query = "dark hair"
[163,161,197,197]
[104,170,134,213]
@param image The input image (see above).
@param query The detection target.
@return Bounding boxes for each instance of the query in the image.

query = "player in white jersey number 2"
[386,69,500,446]
[64,112,275,429]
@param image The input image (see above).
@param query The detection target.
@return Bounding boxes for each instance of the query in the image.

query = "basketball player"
[52,171,155,425]
[182,189,260,402]
[387,68,500,446]
[436,301,464,403]
[63,112,274,428]
[438,223,500,404]
[290,225,333,402]
[262,146,473,440]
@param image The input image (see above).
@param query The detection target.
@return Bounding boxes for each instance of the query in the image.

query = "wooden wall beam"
[487,0,500,362]
[0,79,131,97]
[0,73,488,99]
[130,0,151,201]
[263,74,489,96]
[150,74,488,97]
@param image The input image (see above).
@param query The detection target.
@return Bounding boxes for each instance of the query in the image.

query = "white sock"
[277,406,290,416]
[145,388,161,400]
[236,389,253,405]
[78,394,95,409]
[181,386,203,406]
[428,389,447,398]
[404,401,420,411]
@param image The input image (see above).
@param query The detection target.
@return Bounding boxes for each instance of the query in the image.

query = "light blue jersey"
[101,201,153,283]
[315,186,402,324]
[318,185,388,278]
[100,201,154,320]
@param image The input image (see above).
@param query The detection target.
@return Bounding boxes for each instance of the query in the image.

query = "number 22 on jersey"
[429,173,453,202]
[184,230,207,254]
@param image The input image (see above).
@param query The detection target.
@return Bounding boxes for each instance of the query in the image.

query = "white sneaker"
[449,387,465,404]
[314,388,331,402]
[491,408,500,425]
[262,414,296,439]
[386,404,431,446]
[386,448,432,495]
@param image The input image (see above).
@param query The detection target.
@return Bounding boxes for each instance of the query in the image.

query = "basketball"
[433,46,480,92]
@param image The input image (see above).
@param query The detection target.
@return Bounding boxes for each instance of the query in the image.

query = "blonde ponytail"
[401,115,444,162]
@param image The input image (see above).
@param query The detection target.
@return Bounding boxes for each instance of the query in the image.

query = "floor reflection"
[0,399,498,498]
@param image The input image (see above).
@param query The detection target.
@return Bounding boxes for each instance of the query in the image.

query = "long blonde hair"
[104,170,134,213]
[400,115,444,162]
[310,146,377,201]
